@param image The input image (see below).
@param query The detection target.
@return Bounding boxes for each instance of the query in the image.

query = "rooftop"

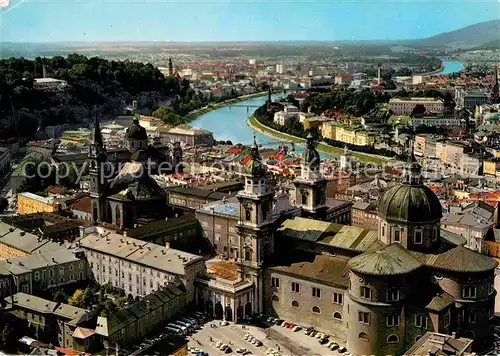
[405,332,473,356]
[79,232,203,275]
[197,197,239,218]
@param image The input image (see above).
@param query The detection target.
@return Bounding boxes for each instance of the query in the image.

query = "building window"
[469,311,476,323]
[415,315,428,329]
[387,288,400,302]
[301,191,308,205]
[463,285,476,299]
[272,295,279,302]
[332,292,343,305]
[381,225,385,237]
[360,286,371,300]
[79,272,83,280]
[34,272,40,281]
[49,269,54,278]
[358,332,369,341]
[386,314,400,327]
[115,206,121,226]
[394,230,401,243]
[271,277,280,288]
[333,312,342,320]
[245,250,251,261]
[312,287,321,298]
[358,312,370,325]
[312,306,320,314]
[291,300,299,308]
[387,335,399,344]
[414,228,423,244]
[292,282,300,293]
[245,208,251,221]
[444,309,451,327]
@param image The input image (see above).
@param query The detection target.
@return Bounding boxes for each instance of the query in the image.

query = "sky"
[0,0,499,42]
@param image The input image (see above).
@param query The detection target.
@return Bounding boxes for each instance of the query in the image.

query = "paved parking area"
[187,321,347,356]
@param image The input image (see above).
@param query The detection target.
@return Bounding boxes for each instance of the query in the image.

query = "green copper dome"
[245,135,265,176]
[378,184,442,224]
[302,133,320,168]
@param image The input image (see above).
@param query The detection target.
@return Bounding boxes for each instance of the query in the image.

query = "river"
[189,60,464,155]
[437,59,465,75]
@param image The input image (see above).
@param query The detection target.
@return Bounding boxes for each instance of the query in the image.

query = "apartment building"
[351,201,378,231]
[17,192,61,215]
[388,97,444,115]
[4,293,91,349]
[80,229,205,300]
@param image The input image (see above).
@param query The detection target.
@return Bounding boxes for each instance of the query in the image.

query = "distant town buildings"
[389,97,444,115]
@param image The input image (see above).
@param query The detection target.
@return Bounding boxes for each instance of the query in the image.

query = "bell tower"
[88,113,108,224]
[293,133,328,220]
[236,135,275,314]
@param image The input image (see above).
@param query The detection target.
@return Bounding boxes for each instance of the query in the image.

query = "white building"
[273,105,299,126]
[33,78,67,91]
[80,228,205,301]
[276,64,284,74]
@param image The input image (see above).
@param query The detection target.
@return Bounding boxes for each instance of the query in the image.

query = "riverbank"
[185,91,268,121]
[248,116,388,165]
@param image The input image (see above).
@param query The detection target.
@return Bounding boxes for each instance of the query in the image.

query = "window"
[69,265,74,271]
[79,272,83,280]
[312,306,320,314]
[245,250,251,261]
[292,282,300,293]
[360,286,371,300]
[34,272,40,281]
[301,191,308,205]
[415,315,428,329]
[291,300,299,308]
[49,269,54,278]
[312,287,321,298]
[272,295,279,302]
[387,289,400,302]
[245,208,251,221]
[333,292,343,305]
[382,225,385,237]
[271,277,280,288]
[386,314,400,327]
[358,311,370,325]
[387,335,399,344]
[414,229,423,244]
[358,332,369,341]
[463,286,476,299]
[444,309,451,327]
[60,277,64,283]
[394,230,401,243]
[469,311,476,323]
[333,312,342,320]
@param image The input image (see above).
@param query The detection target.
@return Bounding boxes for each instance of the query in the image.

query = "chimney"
[451,332,457,339]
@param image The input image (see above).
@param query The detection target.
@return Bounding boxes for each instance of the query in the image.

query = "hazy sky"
[0,0,499,42]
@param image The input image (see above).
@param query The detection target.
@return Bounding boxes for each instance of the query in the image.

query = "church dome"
[378,184,442,224]
[245,137,265,176]
[127,118,147,140]
[302,133,320,168]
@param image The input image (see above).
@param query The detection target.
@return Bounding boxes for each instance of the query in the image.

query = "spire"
[91,110,104,147]
[168,58,173,77]
[251,132,260,158]
[403,137,422,185]
[306,132,315,149]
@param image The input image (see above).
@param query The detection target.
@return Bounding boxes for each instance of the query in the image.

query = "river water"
[190,60,464,154]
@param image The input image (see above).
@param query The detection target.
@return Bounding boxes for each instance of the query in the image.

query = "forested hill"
[0,54,188,139]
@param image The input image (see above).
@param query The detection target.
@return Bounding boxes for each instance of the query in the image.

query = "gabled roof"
[348,244,423,276]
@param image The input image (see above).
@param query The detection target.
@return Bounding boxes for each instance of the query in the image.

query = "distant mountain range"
[409,19,500,49]
[0,19,498,58]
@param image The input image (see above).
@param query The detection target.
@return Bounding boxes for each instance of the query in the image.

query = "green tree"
[152,106,185,126]
[68,289,85,307]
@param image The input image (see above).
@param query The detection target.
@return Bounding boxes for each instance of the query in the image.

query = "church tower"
[293,133,327,220]
[236,135,275,314]
[88,114,108,224]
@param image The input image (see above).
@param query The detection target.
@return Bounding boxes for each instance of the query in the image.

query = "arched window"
[245,208,251,221]
[358,332,369,341]
[272,295,279,302]
[291,300,299,308]
[115,206,121,226]
[312,306,320,314]
[387,335,399,344]
[414,226,423,244]
[301,191,308,205]
[333,312,342,320]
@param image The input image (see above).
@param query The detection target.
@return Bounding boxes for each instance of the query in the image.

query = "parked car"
[319,338,329,345]
[338,346,347,353]
[292,325,301,332]
[255,340,263,347]
[236,348,248,354]
[329,342,339,350]
[164,326,182,335]
[224,347,232,354]
[275,319,284,325]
